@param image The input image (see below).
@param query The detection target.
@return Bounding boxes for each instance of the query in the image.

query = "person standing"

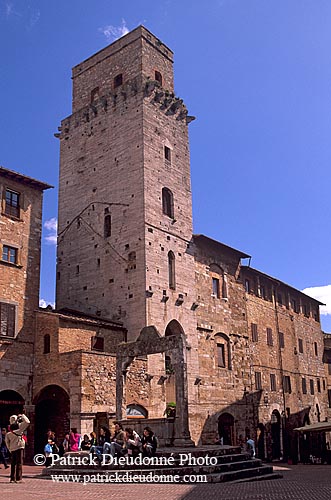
[5,414,30,483]
[0,427,9,469]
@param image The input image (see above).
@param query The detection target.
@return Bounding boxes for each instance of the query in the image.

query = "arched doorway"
[34,385,70,454]
[0,390,24,429]
[218,413,235,445]
[271,410,281,460]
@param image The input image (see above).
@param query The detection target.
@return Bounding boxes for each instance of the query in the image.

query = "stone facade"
[1,27,330,460]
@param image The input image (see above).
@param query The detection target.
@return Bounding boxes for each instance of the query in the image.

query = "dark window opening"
[260,285,267,300]
[212,277,220,298]
[317,379,321,393]
[168,251,175,290]
[104,215,111,238]
[244,279,250,293]
[251,323,258,342]
[164,146,171,162]
[43,334,50,354]
[328,390,331,408]
[310,379,314,395]
[267,328,273,346]
[255,372,262,390]
[2,245,18,264]
[76,265,80,274]
[314,342,318,356]
[155,71,163,85]
[302,378,307,394]
[114,74,123,88]
[217,344,225,368]
[91,336,104,351]
[279,331,285,348]
[283,375,291,394]
[277,293,283,305]
[162,187,174,218]
[0,302,16,337]
[298,338,303,353]
[270,373,276,391]
[4,189,20,218]
[328,364,331,376]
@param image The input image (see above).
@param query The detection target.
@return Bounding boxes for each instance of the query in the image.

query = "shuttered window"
[251,323,258,342]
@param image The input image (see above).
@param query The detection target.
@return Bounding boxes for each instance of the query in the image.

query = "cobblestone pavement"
[0,463,330,500]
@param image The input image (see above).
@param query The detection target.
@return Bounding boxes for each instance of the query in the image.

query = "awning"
[294,422,331,433]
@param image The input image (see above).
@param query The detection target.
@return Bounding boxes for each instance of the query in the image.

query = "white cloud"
[99,19,129,42]
[27,9,40,30]
[302,285,331,315]
[6,2,13,17]
[44,217,57,245]
[39,299,55,309]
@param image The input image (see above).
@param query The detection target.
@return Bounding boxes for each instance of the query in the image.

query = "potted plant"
[165,402,176,418]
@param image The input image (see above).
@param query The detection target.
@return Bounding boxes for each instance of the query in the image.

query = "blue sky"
[1,0,331,330]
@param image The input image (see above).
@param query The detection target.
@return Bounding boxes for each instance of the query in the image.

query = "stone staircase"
[42,445,282,483]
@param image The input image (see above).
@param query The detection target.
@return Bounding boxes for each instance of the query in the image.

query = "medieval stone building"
[0,26,329,460]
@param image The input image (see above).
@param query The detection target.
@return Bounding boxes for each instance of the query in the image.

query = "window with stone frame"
[4,189,20,218]
[279,331,285,348]
[251,323,258,342]
[283,375,292,394]
[310,379,314,395]
[212,277,220,298]
[164,146,171,163]
[162,187,174,218]
[2,245,18,265]
[266,328,273,346]
[215,333,231,370]
[298,338,304,354]
[216,343,225,368]
[302,378,307,394]
[270,373,276,391]
[317,379,321,393]
[0,301,16,337]
[168,251,176,290]
[255,371,262,390]
[314,342,318,356]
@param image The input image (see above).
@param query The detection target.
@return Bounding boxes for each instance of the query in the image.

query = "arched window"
[168,251,176,290]
[155,71,163,85]
[162,187,174,218]
[215,333,231,370]
[43,334,50,354]
[104,215,111,238]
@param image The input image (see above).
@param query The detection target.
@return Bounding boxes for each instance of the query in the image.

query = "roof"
[294,422,331,433]
[0,166,53,191]
[193,234,250,259]
[38,307,125,330]
[241,265,325,306]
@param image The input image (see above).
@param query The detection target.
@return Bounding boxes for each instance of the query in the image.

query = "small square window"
[2,245,18,264]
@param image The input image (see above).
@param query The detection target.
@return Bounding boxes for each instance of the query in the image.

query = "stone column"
[23,404,35,463]
[172,344,195,447]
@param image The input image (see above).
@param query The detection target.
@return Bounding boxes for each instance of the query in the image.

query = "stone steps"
[42,446,282,483]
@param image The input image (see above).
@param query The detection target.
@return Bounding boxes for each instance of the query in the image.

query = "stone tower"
[56,26,198,351]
